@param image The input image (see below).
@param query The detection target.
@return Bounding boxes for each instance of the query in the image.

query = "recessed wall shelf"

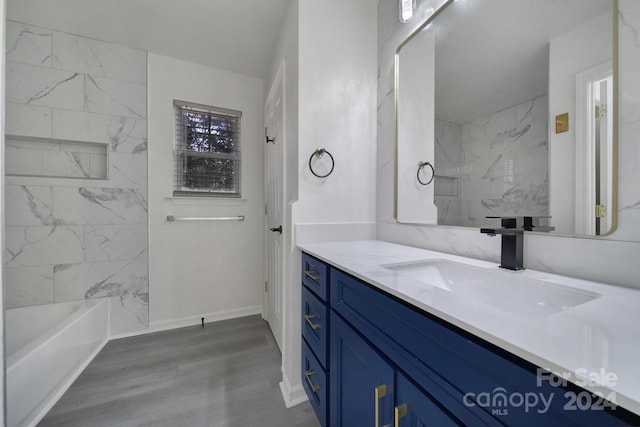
[434,175,459,197]
[5,135,108,180]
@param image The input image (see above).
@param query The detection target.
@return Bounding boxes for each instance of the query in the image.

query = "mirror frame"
[394,0,620,239]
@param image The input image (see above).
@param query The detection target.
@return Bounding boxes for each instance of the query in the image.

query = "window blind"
[173,100,242,197]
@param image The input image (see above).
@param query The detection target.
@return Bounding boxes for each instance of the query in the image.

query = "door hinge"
[265,127,275,144]
[596,204,607,218]
[264,281,268,292]
[595,104,607,118]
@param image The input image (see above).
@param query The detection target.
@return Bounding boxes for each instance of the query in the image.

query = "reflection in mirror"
[395,0,616,236]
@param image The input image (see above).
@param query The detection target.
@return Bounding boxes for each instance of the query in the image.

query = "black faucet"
[480,216,555,271]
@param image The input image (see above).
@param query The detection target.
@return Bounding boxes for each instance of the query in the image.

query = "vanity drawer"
[302,339,328,427]
[302,253,329,301]
[302,286,329,369]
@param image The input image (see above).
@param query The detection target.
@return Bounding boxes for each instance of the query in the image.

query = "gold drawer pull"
[304,369,321,392]
[304,270,321,281]
[394,403,407,427]
[304,314,321,330]
[375,384,387,427]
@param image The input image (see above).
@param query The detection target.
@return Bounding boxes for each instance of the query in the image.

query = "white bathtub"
[6,299,109,427]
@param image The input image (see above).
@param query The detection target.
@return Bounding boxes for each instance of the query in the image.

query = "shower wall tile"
[5,102,52,138]
[6,142,94,179]
[5,225,84,267]
[52,109,147,153]
[53,259,148,302]
[5,185,53,226]
[109,293,149,336]
[6,21,52,67]
[6,62,84,111]
[104,152,148,189]
[5,20,148,332]
[84,75,147,119]
[5,175,85,188]
[84,225,148,262]
[52,187,148,225]
[52,31,147,84]
[4,266,54,308]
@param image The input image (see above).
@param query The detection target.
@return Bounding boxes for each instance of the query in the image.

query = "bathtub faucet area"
[480,216,555,271]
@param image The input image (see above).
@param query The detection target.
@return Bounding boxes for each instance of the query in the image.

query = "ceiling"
[6,0,290,79]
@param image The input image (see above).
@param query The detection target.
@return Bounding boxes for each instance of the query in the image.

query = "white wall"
[1,0,7,422]
[295,0,378,224]
[549,11,612,234]
[147,53,264,329]
[265,0,378,407]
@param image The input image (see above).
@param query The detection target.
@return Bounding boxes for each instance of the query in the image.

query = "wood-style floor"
[39,315,320,427]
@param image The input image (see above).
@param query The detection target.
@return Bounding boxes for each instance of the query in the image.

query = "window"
[174,100,241,197]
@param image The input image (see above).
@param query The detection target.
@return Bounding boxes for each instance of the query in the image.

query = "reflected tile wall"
[4,20,148,333]
[434,95,548,227]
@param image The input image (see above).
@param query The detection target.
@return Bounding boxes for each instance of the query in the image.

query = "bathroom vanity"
[300,241,640,426]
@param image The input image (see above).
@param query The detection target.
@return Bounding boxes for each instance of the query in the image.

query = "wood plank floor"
[39,315,320,427]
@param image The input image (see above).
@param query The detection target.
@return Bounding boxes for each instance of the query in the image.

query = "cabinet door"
[330,312,394,427]
[395,372,463,427]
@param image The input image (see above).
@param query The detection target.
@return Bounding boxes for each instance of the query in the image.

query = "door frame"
[263,61,287,350]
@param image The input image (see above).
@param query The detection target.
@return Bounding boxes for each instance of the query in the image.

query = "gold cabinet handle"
[304,314,321,330]
[304,370,320,392]
[394,403,407,427]
[304,270,320,281]
[375,384,387,427]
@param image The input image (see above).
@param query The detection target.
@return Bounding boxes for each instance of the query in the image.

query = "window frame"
[173,100,242,198]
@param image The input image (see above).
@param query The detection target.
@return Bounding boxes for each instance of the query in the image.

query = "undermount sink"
[384,259,601,317]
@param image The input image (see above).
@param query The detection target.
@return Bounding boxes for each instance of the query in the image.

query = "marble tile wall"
[376,0,640,289]
[4,20,149,334]
[434,95,549,227]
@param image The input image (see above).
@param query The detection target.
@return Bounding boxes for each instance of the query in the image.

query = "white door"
[264,63,285,350]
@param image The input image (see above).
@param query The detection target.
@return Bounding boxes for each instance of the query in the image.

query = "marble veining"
[84,225,148,262]
[5,225,84,267]
[6,21,52,67]
[53,187,148,226]
[52,109,147,154]
[5,21,149,333]
[434,95,548,227]
[84,75,146,119]
[5,185,53,226]
[6,62,84,111]
[52,31,147,84]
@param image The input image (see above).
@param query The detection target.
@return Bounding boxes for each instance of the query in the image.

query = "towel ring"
[309,148,335,178]
[417,161,435,185]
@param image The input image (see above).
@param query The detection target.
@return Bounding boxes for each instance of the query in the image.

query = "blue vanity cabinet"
[396,372,463,427]
[301,251,640,426]
[301,253,331,426]
[329,266,640,427]
[329,312,395,427]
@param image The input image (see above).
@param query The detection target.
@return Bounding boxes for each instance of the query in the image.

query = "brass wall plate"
[555,112,569,133]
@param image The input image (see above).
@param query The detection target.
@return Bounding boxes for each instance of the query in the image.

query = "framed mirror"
[395,0,617,236]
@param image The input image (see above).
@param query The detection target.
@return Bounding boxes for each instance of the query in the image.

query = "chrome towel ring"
[309,148,335,178]
[417,161,435,185]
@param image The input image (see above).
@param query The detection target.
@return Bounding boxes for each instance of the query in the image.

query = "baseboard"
[279,370,308,408]
[133,305,263,337]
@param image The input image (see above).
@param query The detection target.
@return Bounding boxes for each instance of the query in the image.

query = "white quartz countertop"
[297,240,640,416]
